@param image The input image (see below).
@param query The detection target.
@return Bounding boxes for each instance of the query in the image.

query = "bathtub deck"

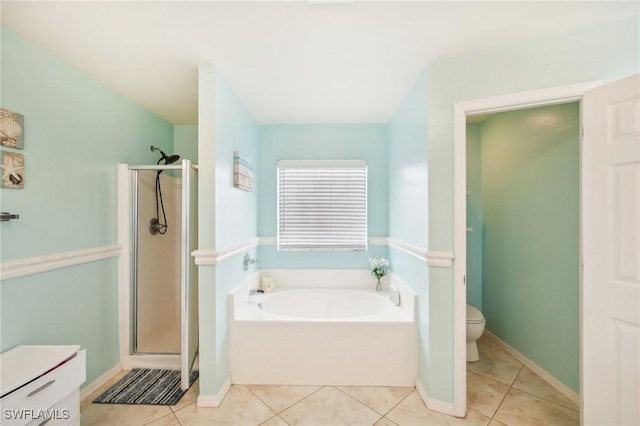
[230,289,417,387]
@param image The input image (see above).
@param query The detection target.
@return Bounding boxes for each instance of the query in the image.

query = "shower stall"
[118,155,198,390]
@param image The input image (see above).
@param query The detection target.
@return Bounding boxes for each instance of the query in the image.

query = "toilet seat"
[466,304,484,324]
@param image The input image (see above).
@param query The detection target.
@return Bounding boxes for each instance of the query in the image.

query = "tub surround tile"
[467,336,523,386]
[466,371,510,418]
[80,402,172,426]
[386,391,490,426]
[279,386,381,426]
[512,367,578,410]
[493,388,580,426]
[247,384,322,413]
[337,385,414,415]
[173,385,275,426]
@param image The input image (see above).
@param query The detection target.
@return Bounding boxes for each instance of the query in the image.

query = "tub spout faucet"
[249,288,264,305]
[243,253,257,271]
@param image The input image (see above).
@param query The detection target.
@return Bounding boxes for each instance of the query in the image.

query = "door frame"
[452,80,601,417]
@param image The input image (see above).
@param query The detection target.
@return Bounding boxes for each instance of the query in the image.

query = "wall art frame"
[1,150,25,189]
[234,151,253,191]
[0,108,25,149]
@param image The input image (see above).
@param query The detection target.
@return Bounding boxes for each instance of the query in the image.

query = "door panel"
[582,74,640,425]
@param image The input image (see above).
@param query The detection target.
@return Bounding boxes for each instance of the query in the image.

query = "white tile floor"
[81,335,579,425]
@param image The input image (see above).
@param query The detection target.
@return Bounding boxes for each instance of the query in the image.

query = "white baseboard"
[416,378,456,417]
[197,376,231,408]
[484,330,580,406]
[80,363,122,402]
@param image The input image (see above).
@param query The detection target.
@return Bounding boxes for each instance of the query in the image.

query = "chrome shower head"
[164,154,180,165]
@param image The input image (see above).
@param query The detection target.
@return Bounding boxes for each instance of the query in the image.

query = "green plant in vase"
[369,257,389,292]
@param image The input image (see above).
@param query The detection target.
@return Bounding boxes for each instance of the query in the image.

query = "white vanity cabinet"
[0,345,86,426]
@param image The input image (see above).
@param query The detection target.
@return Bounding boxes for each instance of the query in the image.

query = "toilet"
[466,304,486,362]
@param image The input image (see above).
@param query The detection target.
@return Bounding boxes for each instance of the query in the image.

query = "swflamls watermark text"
[3,408,71,420]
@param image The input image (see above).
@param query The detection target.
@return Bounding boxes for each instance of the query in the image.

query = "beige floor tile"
[80,370,129,407]
[258,415,289,426]
[493,388,580,426]
[463,410,492,425]
[467,371,510,418]
[80,403,172,426]
[144,413,182,425]
[170,378,200,412]
[386,391,490,426]
[374,417,399,426]
[512,367,578,410]
[174,385,275,426]
[338,386,414,415]
[467,336,522,386]
[78,342,579,426]
[246,384,322,413]
[280,386,381,426]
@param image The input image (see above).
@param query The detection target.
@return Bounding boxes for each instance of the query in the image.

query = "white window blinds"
[277,160,368,251]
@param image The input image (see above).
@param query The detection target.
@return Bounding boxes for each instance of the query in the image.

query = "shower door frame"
[129,163,183,356]
[117,161,198,375]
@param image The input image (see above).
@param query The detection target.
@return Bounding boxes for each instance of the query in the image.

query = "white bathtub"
[229,270,417,386]
[258,289,393,319]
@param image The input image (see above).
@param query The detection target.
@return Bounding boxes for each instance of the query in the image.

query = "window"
[277,160,367,251]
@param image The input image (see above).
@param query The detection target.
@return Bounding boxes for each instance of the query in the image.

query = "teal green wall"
[388,71,428,249]
[213,72,259,391]
[197,68,259,396]
[257,125,388,269]
[214,76,259,250]
[466,123,482,310]
[174,125,198,164]
[424,16,638,403]
[480,103,580,392]
[1,261,120,388]
[0,27,174,385]
[388,71,431,393]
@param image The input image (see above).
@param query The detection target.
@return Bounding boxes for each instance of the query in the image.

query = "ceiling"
[1,1,637,125]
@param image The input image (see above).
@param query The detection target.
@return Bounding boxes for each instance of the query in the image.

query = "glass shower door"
[180,159,199,390]
[132,167,182,355]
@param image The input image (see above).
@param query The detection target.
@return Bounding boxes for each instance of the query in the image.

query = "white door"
[582,74,640,425]
[181,159,199,390]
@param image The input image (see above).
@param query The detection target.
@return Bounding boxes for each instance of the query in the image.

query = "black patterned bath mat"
[94,368,199,405]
